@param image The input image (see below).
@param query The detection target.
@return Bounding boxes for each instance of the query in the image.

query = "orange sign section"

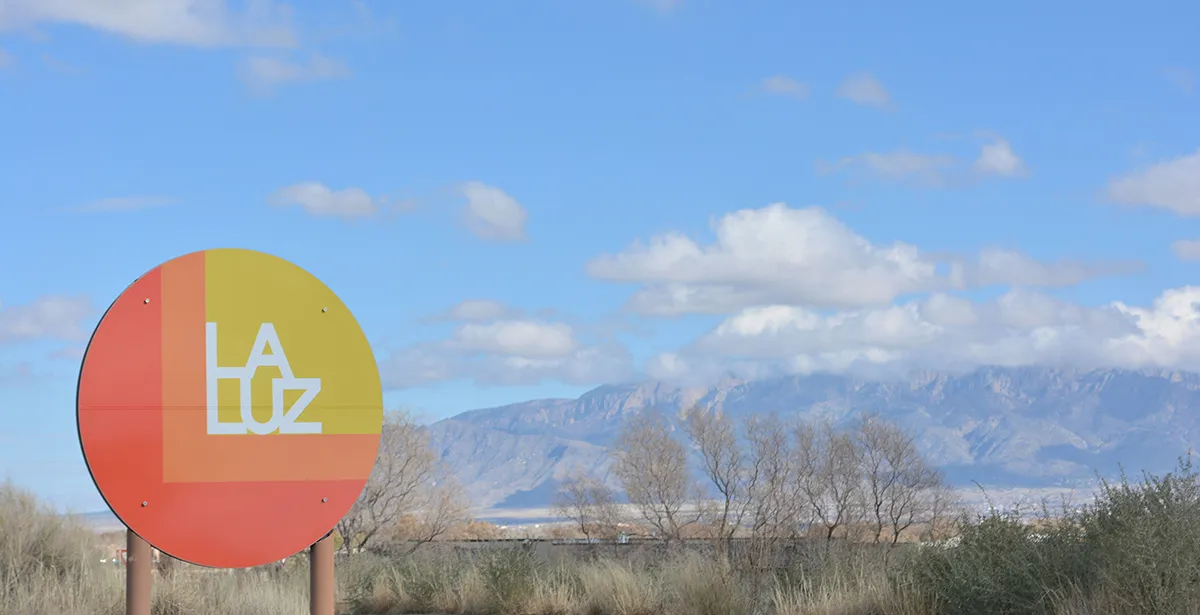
[77,249,384,568]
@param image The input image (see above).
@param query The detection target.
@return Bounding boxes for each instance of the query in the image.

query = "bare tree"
[685,406,750,554]
[742,414,794,568]
[553,470,623,541]
[336,410,467,554]
[795,420,864,545]
[391,477,470,553]
[851,414,951,554]
[884,464,943,549]
[857,414,895,544]
[855,414,927,544]
[612,411,700,544]
[923,482,962,542]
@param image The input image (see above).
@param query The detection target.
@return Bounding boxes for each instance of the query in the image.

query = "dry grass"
[14,460,1200,615]
[575,559,660,615]
[1,481,123,615]
[0,480,957,615]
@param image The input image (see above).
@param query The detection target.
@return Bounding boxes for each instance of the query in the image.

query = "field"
[9,458,1200,615]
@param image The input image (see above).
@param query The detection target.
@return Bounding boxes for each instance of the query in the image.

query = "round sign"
[77,248,383,568]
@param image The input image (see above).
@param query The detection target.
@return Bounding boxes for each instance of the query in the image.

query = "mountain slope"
[429,367,1200,510]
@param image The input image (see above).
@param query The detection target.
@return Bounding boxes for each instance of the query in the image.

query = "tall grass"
[337,546,922,615]
[0,481,121,615]
[12,459,1200,614]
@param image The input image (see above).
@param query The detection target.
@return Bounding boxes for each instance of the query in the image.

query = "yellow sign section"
[161,249,383,484]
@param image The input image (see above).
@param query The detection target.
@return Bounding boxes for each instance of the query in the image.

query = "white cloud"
[267,182,385,219]
[0,295,91,344]
[1171,239,1200,261]
[962,248,1140,288]
[589,204,938,313]
[452,320,577,359]
[379,304,630,388]
[761,75,809,100]
[586,203,1128,316]
[835,73,892,109]
[460,181,528,242]
[238,52,349,95]
[1107,150,1200,215]
[74,196,176,212]
[645,286,1200,382]
[435,299,518,323]
[1163,67,1195,94]
[974,139,1027,178]
[823,138,1027,187]
[0,0,296,48]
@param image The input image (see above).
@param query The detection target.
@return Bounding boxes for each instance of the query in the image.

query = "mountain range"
[428,366,1200,511]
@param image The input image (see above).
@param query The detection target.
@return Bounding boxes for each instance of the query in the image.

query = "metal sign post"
[123,531,338,615]
[125,530,152,615]
[310,533,335,615]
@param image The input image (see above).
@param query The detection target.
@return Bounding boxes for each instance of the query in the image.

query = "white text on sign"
[204,322,323,435]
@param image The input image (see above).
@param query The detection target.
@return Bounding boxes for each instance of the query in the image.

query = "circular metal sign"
[77,248,383,568]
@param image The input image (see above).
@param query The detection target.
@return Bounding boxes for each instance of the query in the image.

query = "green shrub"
[907,457,1200,615]
[1070,457,1200,614]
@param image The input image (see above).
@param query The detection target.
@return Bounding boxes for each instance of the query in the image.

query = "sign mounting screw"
[141,501,148,507]
[321,497,328,503]
[321,307,328,313]
[143,299,151,304]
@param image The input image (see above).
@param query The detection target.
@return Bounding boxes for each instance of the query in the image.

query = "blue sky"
[1,0,1198,510]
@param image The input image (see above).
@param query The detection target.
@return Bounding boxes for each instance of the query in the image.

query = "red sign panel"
[77,249,383,568]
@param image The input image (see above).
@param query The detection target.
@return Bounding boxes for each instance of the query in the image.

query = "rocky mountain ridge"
[428,367,1200,510]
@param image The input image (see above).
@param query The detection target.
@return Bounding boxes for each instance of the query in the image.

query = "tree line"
[555,408,957,562]
[334,407,956,562]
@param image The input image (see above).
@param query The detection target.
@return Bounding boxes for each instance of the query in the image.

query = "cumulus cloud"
[959,249,1141,287]
[267,182,394,219]
[451,321,577,359]
[238,52,349,95]
[761,75,809,100]
[380,301,632,389]
[821,138,1027,187]
[974,139,1027,178]
[835,73,892,110]
[586,203,1132,316]
[460,181,528,242]
[0,295,91,344]
[644,286,1200,382]
[1107,150,1200,216]
[0,0,296,48]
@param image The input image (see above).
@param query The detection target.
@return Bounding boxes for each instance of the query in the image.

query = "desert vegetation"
[9,408,1200,614]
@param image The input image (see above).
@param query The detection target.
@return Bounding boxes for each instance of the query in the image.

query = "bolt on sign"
[77,249,384,569]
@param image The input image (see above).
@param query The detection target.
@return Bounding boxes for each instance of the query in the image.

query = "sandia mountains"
[427,367,1200,510]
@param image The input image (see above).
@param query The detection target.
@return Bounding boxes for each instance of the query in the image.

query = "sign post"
[126,531,151,615]
[310,533,335,615]
[77,248,384,615]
